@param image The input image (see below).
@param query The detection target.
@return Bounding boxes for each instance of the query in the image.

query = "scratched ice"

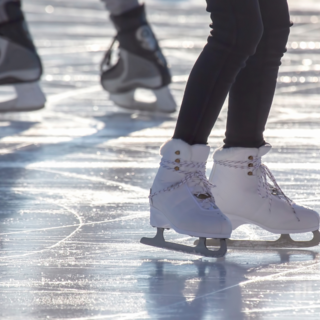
[0,0,320,319]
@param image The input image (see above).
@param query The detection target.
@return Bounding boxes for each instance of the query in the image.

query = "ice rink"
[1,0,320,319]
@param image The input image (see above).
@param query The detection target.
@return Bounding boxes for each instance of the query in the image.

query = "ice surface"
[0,0,320,319]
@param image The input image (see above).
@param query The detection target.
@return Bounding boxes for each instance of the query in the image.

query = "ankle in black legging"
[173,0,291,148]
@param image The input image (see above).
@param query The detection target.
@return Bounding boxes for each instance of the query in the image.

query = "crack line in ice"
[47,85,101,105]
[45,73,186,107]
[244,304,320,314]
[49,204,83,249]
[0,212,147,238]
[0,203,83,261]
[32,168,146,194]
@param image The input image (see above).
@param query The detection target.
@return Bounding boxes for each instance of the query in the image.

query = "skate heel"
[0,82,46,112]
[153,86,176,113]
[14,82,46,110]
[150,207,171,228]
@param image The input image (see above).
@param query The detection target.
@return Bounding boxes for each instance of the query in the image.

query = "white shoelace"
[215,157,299,221]
[150,159,217,210]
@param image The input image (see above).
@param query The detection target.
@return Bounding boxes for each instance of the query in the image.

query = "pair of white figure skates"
[141,139,320,258]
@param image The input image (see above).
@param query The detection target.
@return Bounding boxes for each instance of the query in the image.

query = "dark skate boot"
[100,4,176,113]
[0,0,45,111]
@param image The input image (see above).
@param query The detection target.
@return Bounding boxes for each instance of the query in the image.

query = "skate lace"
[150,159,217,210]
[100,36,117,72]
[215,158,299,221]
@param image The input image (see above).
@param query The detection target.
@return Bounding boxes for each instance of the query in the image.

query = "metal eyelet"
[174,166,180,171]
[194,193,211,200]
[175,151,180,155]
[248,156,253,160]
[248,163,253,167]
[175,159,180,163]
[248,171,253,176]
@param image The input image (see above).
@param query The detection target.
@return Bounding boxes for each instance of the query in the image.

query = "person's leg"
[101,0,140,16]
[224,0,291,148]
[100,0,176,113]
[0,0,45,111]
[145,0,267,252]
[209,0,319,244]
[173,0,263,145]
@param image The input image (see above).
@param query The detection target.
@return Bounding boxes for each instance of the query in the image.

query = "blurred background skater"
[100,0,176,113]
[0,0,45,112]
[143,0,320,255]
[0,0,175,113]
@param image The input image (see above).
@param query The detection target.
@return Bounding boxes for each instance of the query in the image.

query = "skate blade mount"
[0,82,46,112]
[194,230,320,249]
[110,86,176,113]
[140,228,227,258]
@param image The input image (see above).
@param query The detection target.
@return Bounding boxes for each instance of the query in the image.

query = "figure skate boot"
[100,5,176,113]
[141,139,232,257]
[0,0,45,112]
[203,144,320,249]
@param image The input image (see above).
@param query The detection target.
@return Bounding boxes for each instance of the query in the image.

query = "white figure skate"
[197,144,320,249]
[141,139,232,258]
[0,0,45,112]
[100,5,176,113]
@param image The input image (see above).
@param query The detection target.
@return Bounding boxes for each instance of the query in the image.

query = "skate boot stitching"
[150,159,219,211]
[215,157,299,221]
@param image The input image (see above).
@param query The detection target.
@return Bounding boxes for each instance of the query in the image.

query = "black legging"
[173,0,291,148]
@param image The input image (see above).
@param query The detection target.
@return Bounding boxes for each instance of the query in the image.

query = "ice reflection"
[140,260,244,320]
[140,251,318,320]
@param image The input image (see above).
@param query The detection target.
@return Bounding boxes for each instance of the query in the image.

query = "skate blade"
[194,230,320,249]
[110,86,176,113]
[0,82,46,112]
[141,228,227,258]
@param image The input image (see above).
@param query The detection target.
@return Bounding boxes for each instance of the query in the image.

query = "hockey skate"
[195,145,320,249]
[140,139,232,258]
[100,5,176,113]
[0,0,45,112]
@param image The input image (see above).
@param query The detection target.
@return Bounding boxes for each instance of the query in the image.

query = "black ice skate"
[100,5,176,113]
[0,0,45,111]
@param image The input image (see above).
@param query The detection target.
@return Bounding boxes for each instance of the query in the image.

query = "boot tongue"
[258,144,272,157]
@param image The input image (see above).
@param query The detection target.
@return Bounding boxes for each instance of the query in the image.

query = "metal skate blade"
[110,86,176,113]
[194,230,320,249]
[0,82,45,112]
[141,228,227,258]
